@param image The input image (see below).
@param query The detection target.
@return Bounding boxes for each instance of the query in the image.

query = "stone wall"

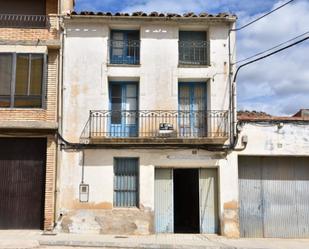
[60,209,154,235]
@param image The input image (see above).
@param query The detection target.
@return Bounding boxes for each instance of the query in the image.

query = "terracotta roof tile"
[238,110,309,122]
[69,11,237,19]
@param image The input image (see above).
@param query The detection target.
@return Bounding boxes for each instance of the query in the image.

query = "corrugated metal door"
[155,168,173,233]
[199,168,218,233]
[239,156,309,238]
[0,138,46,229]
[239,157,264,237]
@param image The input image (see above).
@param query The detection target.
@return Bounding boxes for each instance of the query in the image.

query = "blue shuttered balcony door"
[109,82,138,137]
[178,83,207,138]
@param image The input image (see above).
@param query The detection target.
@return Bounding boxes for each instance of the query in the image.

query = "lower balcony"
[81,110,229,146]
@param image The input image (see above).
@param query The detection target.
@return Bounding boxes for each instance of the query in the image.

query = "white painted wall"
[59,17,237,233]
[62,19,234,141]
[58,148,238,216]
[238,122,309,156]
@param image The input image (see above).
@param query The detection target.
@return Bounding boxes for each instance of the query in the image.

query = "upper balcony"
[0,14,50,29]
[0,0,59,42]
[80,110,229,146]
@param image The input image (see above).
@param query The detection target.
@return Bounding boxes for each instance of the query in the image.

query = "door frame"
[109,81,139,137]
[178,82,207,137]
[154,167,219,234]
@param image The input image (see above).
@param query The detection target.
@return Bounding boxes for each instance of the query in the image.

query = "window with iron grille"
[110,30,140,65]
[179,31,208,65]
[114,158,139,207]
[0,53,46,108]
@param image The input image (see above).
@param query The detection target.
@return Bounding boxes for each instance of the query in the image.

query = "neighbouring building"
[58,11,240,236]
[236,110,309,238]
[0,0,73,230]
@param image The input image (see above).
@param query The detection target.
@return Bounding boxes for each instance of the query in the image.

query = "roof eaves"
[68,11,237,21]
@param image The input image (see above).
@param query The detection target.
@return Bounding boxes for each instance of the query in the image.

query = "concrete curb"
[0,240,40,249]
[39,239,237,249]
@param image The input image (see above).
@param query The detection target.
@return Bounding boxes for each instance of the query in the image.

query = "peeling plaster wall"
[238,123,309,156]
[59,19,237,235]
[224,122,309,238]
[58,148,239,235]
[62,21,233,142]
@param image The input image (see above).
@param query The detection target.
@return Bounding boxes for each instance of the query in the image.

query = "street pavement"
[0,230,309,249]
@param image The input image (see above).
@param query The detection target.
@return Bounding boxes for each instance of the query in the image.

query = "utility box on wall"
[79,183,89,202]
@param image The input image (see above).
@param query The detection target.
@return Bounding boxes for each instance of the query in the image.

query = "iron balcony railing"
[0,14,49,28]
[179,40,209,65]
[82,110,228,140]
[109,39,140,64]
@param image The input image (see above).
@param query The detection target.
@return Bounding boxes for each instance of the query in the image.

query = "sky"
[75,0,309,116]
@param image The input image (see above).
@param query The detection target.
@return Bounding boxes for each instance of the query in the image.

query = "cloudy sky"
[75,0,309,116]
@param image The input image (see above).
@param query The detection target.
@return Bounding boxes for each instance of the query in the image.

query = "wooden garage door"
[239,156,309,238]
[0,138,46,229]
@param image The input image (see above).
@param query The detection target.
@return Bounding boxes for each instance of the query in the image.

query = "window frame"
[0,52,47,109]
[109,30,141,65]
[113,157,140,208]
[178,30,209,66]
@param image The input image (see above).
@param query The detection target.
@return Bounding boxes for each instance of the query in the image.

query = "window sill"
[178,64,211,68]
[112,207,140,210]
[0,108,45,111]
[107,63,141,68]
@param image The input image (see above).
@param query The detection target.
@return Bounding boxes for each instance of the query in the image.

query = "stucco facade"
[238,122,309,156]
[58,14,239,236]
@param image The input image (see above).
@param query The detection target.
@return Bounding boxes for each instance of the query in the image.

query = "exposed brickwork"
[44,135,57,230]
[0,0,60,231]
[46,49,59,122]
[46,0,58,14]
[0,0,59,42]
[0,16,58,41]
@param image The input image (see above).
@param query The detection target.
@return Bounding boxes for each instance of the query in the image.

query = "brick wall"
[44,135,57,230]
[0,16,59,41]
[0,0,59,231]
[0,0,59,41]
[0,49,58,123]
[46,49,59,122]
[46,0,58,14]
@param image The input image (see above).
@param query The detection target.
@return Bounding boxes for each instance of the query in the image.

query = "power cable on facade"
[233,35,309,82]
[227,0,296,150]
[231,0,296,32]
[235,31,309,64]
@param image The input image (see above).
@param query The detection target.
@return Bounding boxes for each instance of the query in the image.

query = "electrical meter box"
[79,183,89,202]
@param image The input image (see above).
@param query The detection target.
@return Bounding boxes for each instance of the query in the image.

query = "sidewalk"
[1,230,309,249]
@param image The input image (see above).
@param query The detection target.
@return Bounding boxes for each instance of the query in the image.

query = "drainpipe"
[54,15,66,229]
[228,22,237,147]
